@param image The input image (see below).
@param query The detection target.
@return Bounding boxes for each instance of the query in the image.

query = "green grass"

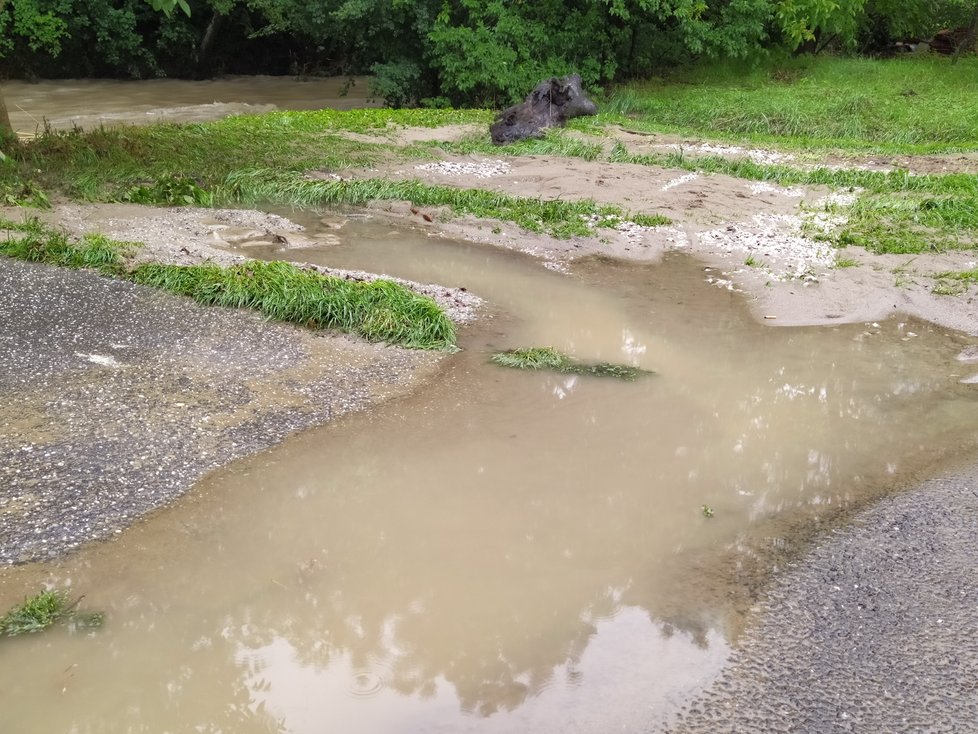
[132,261,456,349]
[0,217,133,271]
[4,108,493,202]
[491,346,652,380]
[837,193,978,253]
[605,56,978,153]
[0,589,104,636]
[0,218,457,349]
[0,590,71,636]
[223,171,669,238]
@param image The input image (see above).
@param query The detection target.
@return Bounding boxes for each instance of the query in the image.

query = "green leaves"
[145,0,190,17]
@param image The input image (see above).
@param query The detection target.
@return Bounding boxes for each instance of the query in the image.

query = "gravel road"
[663,464,978,734]
[0,258,443,564]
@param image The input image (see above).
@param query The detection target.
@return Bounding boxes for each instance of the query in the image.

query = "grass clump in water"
[0,589,104,637]
[491,346,651,380]
[131,260,457,350]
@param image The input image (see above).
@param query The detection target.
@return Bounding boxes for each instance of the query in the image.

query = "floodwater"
[2,216,977,733]
[3,75,375,137]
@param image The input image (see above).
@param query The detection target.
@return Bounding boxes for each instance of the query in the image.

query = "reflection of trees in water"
[54,315,972,729]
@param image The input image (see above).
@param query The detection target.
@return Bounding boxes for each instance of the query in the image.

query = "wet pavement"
[0,258,440,564]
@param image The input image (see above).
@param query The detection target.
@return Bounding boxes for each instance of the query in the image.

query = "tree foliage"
[0,0,975,105]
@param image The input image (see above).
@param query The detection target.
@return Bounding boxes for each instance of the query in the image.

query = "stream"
[2,214,977,732]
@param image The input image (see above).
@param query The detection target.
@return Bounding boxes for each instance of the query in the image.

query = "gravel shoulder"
[660,461,978,733]
[0,257,447,564]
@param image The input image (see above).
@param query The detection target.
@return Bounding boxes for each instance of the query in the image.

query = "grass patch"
[132,260,457,349]
[837,193,978,254]
[609,144,978,197]
[933,266,978,295]
[223,171,669,238]
[430,127,605,161]
[491,346,652,380]
[3,109,492,202]
[0,217,133,272]
[0,218,456,350]
[0,589,104,637]
[605,56,978,153]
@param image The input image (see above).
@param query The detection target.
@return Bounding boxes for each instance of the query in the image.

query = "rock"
[489,74,598,145]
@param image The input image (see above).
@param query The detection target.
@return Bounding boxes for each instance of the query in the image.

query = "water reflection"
[1,232,976,733]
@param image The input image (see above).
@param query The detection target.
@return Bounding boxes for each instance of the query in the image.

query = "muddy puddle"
[2,215,977,733]
[4,75,374,136]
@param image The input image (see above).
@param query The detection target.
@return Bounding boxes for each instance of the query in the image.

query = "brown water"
[3,75,375,136]
[2,217,977,733]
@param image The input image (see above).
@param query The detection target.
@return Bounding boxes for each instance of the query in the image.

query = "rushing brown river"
[2,214,977,732]
[3,75,375,136]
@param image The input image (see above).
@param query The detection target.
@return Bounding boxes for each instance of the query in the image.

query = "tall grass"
[132,261,457,349]
[0,219,457,350]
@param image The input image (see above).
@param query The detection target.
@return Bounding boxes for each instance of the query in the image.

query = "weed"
[834,256,859,268]
[744,254,765,268]
[0,589,103,637]
[123,174,212,207]
[933,267,978,290]
[490,346,652,380]
[701,505,715,518]
[932,279,968,295]
[0,218,133,272]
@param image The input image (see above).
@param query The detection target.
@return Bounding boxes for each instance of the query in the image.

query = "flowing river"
[3,76,375,137]
[2,214,977,732]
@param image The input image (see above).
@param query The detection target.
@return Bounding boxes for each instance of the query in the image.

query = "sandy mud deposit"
[351,148,978,335]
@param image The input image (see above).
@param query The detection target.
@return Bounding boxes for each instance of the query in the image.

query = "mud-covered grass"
[223,171,669,238]
[933,266,978,295]
[0,218,457,349]
[491,347,651,380]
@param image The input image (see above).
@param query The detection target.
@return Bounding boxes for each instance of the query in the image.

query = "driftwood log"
[490,74,598,145]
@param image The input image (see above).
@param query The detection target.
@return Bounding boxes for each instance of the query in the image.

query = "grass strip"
[132,261,456,349]
[491,346,651,380]
[0,218,456,350]
[223,171,669,238]
[0,589,104,637]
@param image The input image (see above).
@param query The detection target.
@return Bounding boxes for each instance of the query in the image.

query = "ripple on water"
[347,669,386,698]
